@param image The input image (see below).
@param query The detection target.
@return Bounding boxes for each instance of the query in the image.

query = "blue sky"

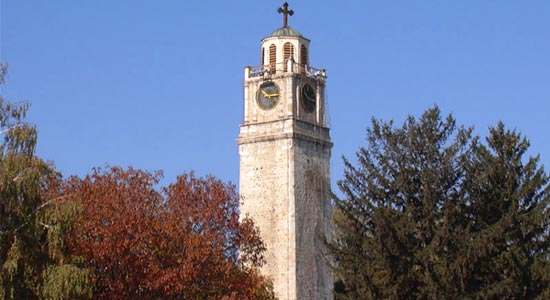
[1,0,549,189]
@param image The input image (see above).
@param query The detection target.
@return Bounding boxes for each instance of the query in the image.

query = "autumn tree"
[66,166,274,300]
[0,65,91,300]
[329,107,550,299]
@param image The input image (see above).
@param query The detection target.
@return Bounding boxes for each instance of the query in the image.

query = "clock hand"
[262,90,269,97]
[267,93,279,98]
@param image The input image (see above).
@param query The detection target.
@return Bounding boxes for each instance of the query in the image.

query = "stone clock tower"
[238,3,333,300]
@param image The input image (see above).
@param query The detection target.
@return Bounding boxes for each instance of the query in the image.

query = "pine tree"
[329,106,550,299]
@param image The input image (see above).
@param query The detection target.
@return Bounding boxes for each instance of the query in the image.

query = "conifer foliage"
[330,107,550,299]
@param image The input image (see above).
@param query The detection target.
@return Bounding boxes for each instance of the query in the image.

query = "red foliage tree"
[65,167,273,300]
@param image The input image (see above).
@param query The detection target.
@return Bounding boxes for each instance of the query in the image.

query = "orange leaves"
[65,167,272,300]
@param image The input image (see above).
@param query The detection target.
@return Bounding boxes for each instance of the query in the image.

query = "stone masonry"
[238,5,333,299]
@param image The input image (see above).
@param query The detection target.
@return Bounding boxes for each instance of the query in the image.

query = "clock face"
[301,84,316,113]
[257,82,280,110]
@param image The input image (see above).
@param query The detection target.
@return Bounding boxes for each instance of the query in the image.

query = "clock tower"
[238,3,333,300]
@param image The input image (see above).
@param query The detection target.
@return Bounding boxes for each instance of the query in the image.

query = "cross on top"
[278,2,294,28]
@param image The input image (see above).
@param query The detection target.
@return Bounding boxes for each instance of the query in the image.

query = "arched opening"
[300,45,308,66]
[269,44,277,71]
[283,42,295,72]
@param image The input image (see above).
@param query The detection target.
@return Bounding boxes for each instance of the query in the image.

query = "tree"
[0,65,91,300]
[329,106,550,300]
[38,184,93,300]
[65,166,275,300]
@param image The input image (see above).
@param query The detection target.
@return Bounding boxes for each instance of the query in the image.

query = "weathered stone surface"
[238,29,333,300]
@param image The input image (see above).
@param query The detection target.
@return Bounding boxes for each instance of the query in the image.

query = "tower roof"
[268,26,304,38]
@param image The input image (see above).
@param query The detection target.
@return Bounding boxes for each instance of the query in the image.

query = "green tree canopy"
[329,106,550,300]
[0,66,91,300]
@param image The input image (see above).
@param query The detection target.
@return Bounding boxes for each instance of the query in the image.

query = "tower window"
[261,47,265,66]
[269,44,276,71]
[283,42,294,72]
[284,42,294,61]
[300,45,308,66]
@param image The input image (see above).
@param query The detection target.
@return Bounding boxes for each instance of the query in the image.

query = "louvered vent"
[269,44,276,70]
[300,45,308,66]
[283,42,294,72]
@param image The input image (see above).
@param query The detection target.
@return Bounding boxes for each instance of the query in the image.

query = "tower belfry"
[238,3,333,300]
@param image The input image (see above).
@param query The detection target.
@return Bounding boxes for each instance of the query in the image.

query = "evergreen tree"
[329,106,550,299]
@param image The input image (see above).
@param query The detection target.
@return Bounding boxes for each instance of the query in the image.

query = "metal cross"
[278,2,294,28]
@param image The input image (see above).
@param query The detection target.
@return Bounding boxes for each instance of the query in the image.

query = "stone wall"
[239,134,296,300]
[238,120,332,300]
[293,136,333,300]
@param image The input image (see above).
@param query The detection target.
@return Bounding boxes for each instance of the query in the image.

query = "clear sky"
[1,0,549,189]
